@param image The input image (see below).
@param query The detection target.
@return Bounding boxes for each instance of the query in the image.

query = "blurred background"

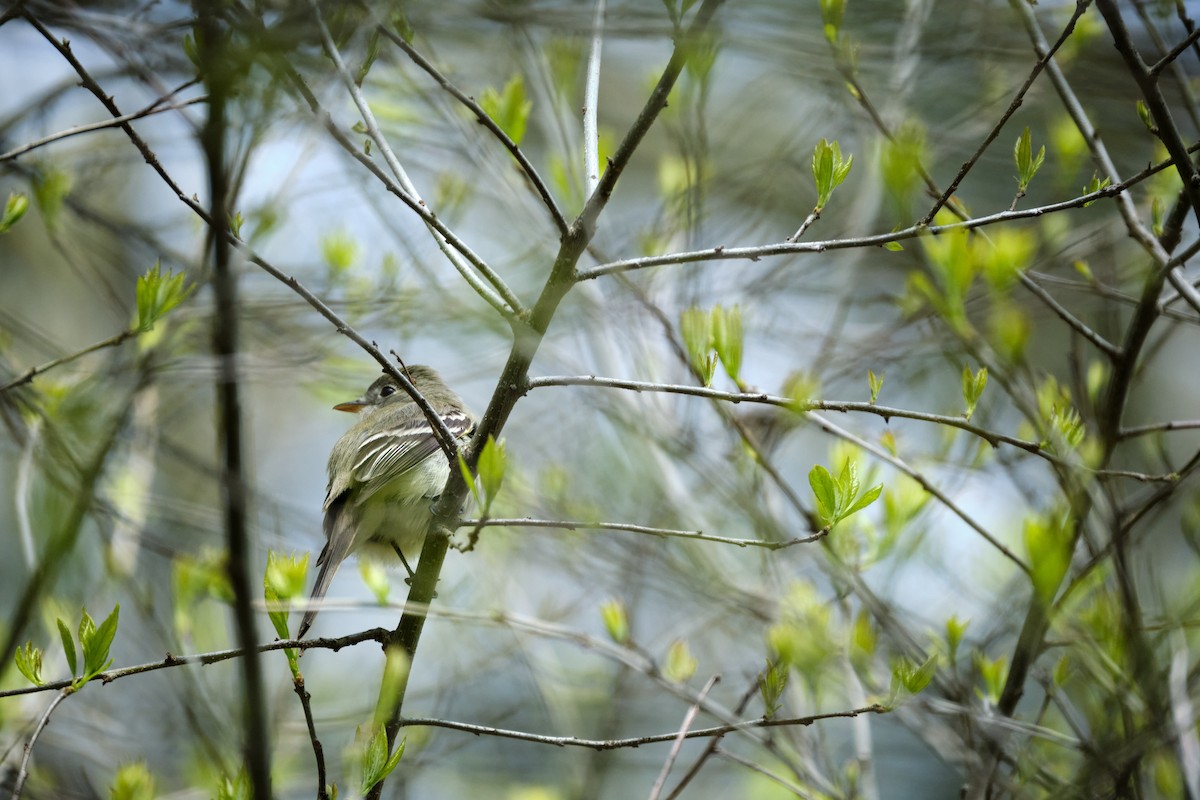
[1,1,1199,797]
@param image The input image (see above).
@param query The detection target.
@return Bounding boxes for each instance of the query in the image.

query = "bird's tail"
[297,503,356,639]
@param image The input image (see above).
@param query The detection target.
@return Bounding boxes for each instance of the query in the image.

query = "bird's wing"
[347,409,474,491]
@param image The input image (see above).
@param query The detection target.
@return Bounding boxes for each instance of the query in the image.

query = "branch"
[375,26,568,236]
[10,690,69,800]
[576,182,1135,281]
[1150,25,1200,76]
[460,517,828,550]
[528,375,1164,481]
[649,674,719,800]
[399,704,888,751]
[0,328,138,394]
[921,1,1090,223]
[194,5,270,795]
[1017,271,1120,358]
[583,0,606,199]
[21,11,207,220]
[293,673,329,800]
[0,93,204,163]
[306,2,525,318]
[372,10,732,796]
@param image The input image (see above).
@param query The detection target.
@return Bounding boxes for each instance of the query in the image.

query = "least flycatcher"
[298,366,475,638]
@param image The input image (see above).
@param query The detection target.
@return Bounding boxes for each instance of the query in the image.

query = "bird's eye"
[380,385,397,398]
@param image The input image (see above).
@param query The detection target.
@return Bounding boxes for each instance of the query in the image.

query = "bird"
[298,366,475,638]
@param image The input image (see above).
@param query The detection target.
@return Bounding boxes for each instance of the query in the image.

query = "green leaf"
[664,639,698,683]
[851,610,876,658]
[109,761,156,800]
[457,451,482,507]
[356,28,382,85]
[82,604,119,680]
[14,642,45,687]
[961,366,987,420]
[321,229,359,277]
[759,658,788,719]
[264,551,308,603]
[360,727,405,795]
[135,262,195,332]
[1014,127,1045,192]
[476,435,507,512]
[867,370,883,404]
[479,75,533,146]
[1136,100,1154,132]
[392,9,415,42]
[214,769,251,800]
[58,617,77,678]
[0,192,29,233]
[808,465,838,527]
[782,369,820,412]
[264,551,309,648]
[1024,512,1074,603]
[680,306,715,385]
[811,462,882,528]
[33,168,72,228]
[843,482,883,517]
[359,559,390,606]
[882,240,904,252]
[1082,173,1112,206]
[182,32,200,68]
[685,31,719,82]
[812,138,853,209]
[710,305,743,384]
[945,615,969,664]
[819,0,845,43]
[600,599,629,645]
[77,608,96,647]
[890,653,937,700]
[974,652,1007,704]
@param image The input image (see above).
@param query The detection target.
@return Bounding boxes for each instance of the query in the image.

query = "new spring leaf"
[1014,127,1045,193]
[809,462,883,528]
[136,262,194,332]
[812,138,853,210]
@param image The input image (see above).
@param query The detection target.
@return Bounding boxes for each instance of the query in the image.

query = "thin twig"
[293,674,329,800]
[10,689,69,800]
[648,675,719,800]
[1017,272,1120,358]
[1150,25,1200,75]
[0,629,390,700]
[398,704,887,750]
[577,182,1131,281]
[21,11,207,220]
[1120,420,1200,439]
[459,517,828,549]
[376,27,568,236]
[922,1,1090,224]
[0,329,138,394]
[307,2,525,318]
[665,670,766,800]
[583,0,606,199]
[0,94,205,163]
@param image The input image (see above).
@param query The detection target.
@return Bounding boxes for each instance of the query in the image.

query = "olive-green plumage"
[298,366,474,638]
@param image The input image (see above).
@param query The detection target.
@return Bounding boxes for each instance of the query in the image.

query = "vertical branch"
[583,0,606,197]
[193,5,271,797]
[366,4,727,797]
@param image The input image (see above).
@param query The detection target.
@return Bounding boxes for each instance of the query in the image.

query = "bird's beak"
[333,399,367,413]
